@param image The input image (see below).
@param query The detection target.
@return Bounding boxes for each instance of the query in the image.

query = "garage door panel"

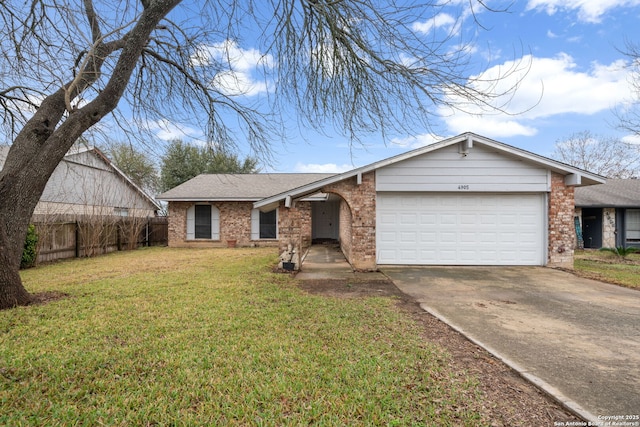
[377,193,545,265]
[400,212,417,223]
[460,214,476,225]
[460,232,476,243]
[501,232,517,244]
[439,231,457,243]
[400,232,417,243]
[480,232,497,244]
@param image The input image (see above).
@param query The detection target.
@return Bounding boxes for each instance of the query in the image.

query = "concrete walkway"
[297,243,387,281]
[383,266,640,423]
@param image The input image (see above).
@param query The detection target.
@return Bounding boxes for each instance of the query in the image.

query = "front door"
[312,201,339,242]
[582,208,603,248]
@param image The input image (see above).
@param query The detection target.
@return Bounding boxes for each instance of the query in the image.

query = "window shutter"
[251,208,260,240]
[186,205,195,240]
[211,206,220,240]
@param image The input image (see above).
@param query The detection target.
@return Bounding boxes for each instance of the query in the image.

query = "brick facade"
[321,172,377,271]
[339,199,353,264]
[167,201,280,248]
[278,201,312,254]
[167,201,190,247]
[168,169,578,269]
[548,172,575,268]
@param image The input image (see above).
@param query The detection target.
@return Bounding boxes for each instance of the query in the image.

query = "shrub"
[599,246,638,258]
[21,224,39,269]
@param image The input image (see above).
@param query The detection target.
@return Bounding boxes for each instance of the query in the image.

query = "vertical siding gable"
[376,143,550,192]
[39,153,155,212]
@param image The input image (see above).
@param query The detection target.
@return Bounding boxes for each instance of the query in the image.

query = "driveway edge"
[418,303,599,424]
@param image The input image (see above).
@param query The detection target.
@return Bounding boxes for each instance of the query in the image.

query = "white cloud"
[442,114,538,138]
[391,133,442,149]
[148,118,204,141]
[440,53,632,138]
[191,40,274,97]
[212,70,270,97]
[622,134,640,145]
[293,162,354,173]
[412,13,459,35]
[526,0,640,23]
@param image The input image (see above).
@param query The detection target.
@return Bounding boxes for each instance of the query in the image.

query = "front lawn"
[1,247,487,426]
[574,249,640,288]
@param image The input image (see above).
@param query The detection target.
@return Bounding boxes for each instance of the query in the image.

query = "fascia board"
[158,197,261,202]
[254,132,607,209]
[472,135,606,185]
[254,135,470,209]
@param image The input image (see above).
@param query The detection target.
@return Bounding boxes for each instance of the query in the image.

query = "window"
[114,207,129,217]
[251,208,278,239]
[260,210,277,239]
[187,204,220,240]
[626,209,640,243]
[195,205,212,239]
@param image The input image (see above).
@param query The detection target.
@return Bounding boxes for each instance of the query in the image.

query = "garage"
[253,132,605,270]
[377,193,546,265]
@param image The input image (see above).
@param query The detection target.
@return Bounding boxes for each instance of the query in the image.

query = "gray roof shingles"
[157,173,336,201]
[575,179,640,207]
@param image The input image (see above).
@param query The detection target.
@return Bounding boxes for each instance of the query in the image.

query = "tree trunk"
[0,222,32,307]
[0,106,74,310]
[0,0,181,310]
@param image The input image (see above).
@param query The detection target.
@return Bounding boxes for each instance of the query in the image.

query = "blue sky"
[147,0,640,173]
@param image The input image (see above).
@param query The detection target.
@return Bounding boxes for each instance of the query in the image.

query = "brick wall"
[167,201,280,248]
[339,199,353,263]
[167,201,189,247]
[548,172,575,268]
[322,172,376,270]
[218,202,254,245]
[278,201,312,254]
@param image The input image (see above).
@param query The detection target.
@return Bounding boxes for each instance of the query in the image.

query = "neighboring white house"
[1,145,164,262]
[0,145,160,218]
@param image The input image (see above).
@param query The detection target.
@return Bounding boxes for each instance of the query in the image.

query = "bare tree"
[617,40,640,138]
[551,131,640,178]
[105,141,159,196]
[0,0,521,309]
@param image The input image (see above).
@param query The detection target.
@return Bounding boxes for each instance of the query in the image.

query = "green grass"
[1,247,488,426]
[574,250,640,288]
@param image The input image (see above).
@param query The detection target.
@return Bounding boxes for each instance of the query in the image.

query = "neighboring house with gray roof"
[158,132,604,270]
[0,145,161,219]
[575,179,640,249]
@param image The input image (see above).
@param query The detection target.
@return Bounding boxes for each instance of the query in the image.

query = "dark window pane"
[195,205,212,239]
[260,210,277,239]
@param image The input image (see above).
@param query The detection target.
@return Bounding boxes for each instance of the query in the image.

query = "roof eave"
[158,197,262,202]
[576,204,640,208]
[254,132,607,208]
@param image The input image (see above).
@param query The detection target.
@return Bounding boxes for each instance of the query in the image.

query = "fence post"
[75,221,80,258]
[146,218,150,247]
[117,220,122,251]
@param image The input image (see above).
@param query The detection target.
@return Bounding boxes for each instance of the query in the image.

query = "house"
[0,145,161,218]
[575,179,640,249]
[1,144,163,262]
[158,133,605,269]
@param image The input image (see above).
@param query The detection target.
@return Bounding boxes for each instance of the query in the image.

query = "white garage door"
[377,193,545,265]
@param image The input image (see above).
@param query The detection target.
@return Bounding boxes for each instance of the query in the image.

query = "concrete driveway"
[383,266,640,422]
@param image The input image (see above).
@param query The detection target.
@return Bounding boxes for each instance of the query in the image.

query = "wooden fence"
[32,215,168,264]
